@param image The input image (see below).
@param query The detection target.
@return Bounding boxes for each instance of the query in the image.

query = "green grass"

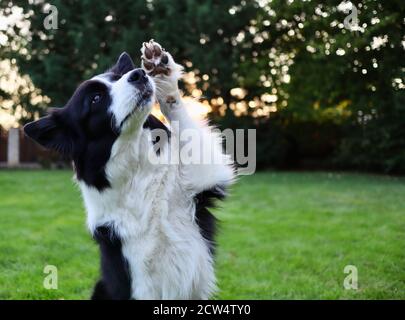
[0,170,404,299]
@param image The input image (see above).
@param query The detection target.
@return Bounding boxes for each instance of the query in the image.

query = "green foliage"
[1,0,404,172]
[1,0,257,114]
[1,170,404,299]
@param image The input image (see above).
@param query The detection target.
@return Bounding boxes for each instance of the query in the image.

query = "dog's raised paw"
[141,40,172,77]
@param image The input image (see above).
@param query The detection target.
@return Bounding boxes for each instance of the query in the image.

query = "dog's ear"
[24,112,73,155]
[110,52,135,75]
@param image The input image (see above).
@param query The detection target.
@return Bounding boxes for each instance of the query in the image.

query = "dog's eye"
[91,94,102,104]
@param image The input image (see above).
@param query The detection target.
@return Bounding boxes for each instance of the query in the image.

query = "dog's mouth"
[119,84,154,129]
[141,87,153,101]
[136,80,154,103]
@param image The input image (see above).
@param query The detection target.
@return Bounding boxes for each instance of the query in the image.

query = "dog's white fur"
[79,45,234,299]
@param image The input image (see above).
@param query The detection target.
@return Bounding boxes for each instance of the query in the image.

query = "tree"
[1,0,404,172]
[1,0,259,119]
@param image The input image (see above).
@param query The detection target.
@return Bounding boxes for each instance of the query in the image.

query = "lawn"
[0,170,404,299]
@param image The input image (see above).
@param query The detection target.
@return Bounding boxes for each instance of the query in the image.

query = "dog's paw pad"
[141,40,171,76]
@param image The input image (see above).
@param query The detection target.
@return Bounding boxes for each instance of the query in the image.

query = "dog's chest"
[80,166,214,299]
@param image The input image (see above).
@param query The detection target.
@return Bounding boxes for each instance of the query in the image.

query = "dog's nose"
[128,68,146,83]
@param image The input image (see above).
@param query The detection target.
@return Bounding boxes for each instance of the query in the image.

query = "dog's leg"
[140,40,183,119]
[91,280,110,300]
[141,40,234,193]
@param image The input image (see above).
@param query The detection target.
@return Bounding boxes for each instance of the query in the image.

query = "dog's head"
[24,52,156,190]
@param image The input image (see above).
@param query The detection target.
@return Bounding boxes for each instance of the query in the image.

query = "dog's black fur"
[91,226,132,300]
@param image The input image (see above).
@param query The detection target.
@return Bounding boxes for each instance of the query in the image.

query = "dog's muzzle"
[128,68,153,100]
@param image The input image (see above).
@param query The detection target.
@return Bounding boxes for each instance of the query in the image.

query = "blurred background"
[0,0,404,172]
[0,1,404,299]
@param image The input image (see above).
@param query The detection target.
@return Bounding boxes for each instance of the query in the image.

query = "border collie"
[24,40,234,299]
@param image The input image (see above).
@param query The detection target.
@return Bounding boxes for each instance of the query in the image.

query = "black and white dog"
[24,40,234,299]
